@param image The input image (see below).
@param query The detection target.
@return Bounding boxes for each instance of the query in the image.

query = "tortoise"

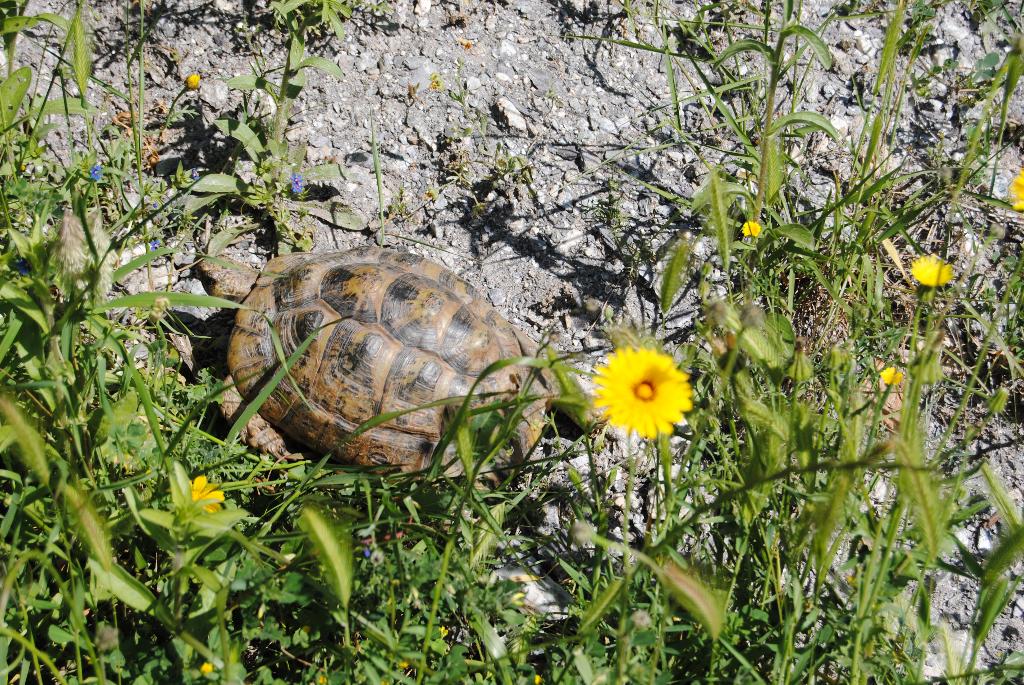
[199,247,559,472]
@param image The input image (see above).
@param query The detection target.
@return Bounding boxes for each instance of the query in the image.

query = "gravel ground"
[16,0,1024,673]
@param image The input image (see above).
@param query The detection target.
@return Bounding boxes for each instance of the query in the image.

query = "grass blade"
[299,504,353,608]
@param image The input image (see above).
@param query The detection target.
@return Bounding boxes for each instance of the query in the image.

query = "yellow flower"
[185,73,201,91]
[879,367,904,386]
[200,662,215,674]
[741,220,762,238]
[534,677,542,685]
[1010,168,1024,211]
[317,675,328,685]
[398,661,409,670]
[910,255,953,287]
[190,475,225,513]
[438,626,449,638]
[593,347,693,439]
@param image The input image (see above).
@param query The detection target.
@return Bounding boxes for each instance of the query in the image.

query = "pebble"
[488,287,507,306]
[589,112,617,134]
[495,97,528,132]
[498,40,517,58]
[204,80,230,110]
[466,76,483,92]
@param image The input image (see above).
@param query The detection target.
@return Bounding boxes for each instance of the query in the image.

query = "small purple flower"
[363,547,371,558]
[13,258,30,276]
[290,172,304,194]
[190,168,200,181]
[89,164,102,181]
[148,239,161,251]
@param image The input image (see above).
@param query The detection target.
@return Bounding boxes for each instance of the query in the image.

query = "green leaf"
[225,74,274,93]
[298,56,343,79]
[650,559,726,639]
[781,24,833,69]
[297,200,365,231]
[138,508,176,531]
[659,237,690,315]
[774,223,816,250]
[769,111,838,140]
[214,118,265,159]
[170,462,192,511]
[192,509,249,536]
[299,504,353,608]
[2,16,42,35]
[0,281,47,331]
[762,136,784,205]
[87,559,171,625]
[192,173,250,194]
[37,97,94,117]
[0,66,31,128]
[112,247,175,284]
[46,625,74,646]
[95,291,244,313]
[303,162,346,182]
[207,220,255,256]
[471,616,507,660]
[714,39,774,67]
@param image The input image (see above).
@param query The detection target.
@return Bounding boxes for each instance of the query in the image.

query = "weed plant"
[1,1,1024,684]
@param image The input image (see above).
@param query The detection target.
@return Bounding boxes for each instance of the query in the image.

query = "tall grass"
[1,1,1023,684]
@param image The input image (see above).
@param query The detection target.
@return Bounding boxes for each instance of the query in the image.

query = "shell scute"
[227,248,550,470]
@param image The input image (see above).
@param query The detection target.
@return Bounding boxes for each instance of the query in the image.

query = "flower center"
[634,381,655,401]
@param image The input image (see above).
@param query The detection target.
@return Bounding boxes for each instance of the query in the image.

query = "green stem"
[752,33,785,220]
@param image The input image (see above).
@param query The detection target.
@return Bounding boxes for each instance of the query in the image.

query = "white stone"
[495,97,528,132]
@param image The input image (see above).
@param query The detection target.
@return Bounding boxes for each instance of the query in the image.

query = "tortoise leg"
[220,375,297,460]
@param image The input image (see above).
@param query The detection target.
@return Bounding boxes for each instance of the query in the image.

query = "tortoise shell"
[227,247,548,470]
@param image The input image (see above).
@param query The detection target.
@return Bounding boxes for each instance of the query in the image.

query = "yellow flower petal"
[190,475,226,513]
[593,347,693,439]
[185,73,201,90]
[1009,168,1024,212]
[741,220,762,238]
[200,662,215,674]
[879,366,903,386]
[910,255,953,288]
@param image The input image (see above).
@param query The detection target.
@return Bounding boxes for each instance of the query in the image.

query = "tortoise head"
[197,256,259,302]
